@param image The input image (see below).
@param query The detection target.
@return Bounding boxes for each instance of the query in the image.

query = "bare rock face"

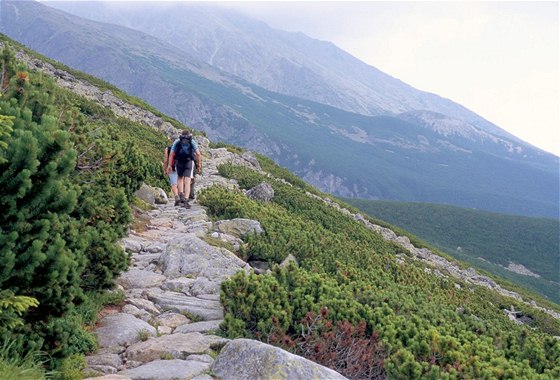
[213,218,263,239]
[211,339,349,380]
[245,181,274,202]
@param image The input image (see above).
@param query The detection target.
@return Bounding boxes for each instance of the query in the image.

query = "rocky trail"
[83,143,348,380]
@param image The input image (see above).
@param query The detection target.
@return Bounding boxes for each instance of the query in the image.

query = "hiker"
[166,130,201,208]
[163,135,180,205]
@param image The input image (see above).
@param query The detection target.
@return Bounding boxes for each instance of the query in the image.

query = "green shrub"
[209,163,560,378]
[0,41,161,371]
[53,354,86,380]
[0,338,51,380]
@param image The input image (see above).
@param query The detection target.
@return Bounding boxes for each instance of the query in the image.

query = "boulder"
[211,339,348,380]
[135,183,168,205]
[245,182,274,202]
[213,219,263,239]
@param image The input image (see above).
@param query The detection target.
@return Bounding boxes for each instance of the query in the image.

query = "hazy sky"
[213,1,559,156]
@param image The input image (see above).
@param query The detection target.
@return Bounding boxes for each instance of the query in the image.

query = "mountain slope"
[343,199,560,303]
[45,0,519,139]
[2,0,558,219]
[2,30,559,380]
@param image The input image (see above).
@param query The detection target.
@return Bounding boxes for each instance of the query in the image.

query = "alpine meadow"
[0,2,559,380]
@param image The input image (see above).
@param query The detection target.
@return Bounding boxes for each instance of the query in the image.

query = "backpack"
[174,137,195,163]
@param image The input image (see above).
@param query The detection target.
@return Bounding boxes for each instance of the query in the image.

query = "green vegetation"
[0,40,168,375]
[0,339,52,380]
[198,163,560,379]
[2,33,559,379]
[342,199,560,305]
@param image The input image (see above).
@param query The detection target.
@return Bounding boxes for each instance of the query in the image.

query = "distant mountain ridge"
[2,0,557,218]
[45,0,520,139]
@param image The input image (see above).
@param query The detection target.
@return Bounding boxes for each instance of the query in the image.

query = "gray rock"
[86,365,117,375]
[85,353,123,370]
[211,339,348,380]
[125,332,226,362]
[127,298,160,315]
[118,269,166,290]
[95,313,157,348]
[190,277,221,296]
[187,354,215,364]
[154,312,190,329]
[279,254,298,269]
[213,218,263,239]
[121,238,143,253]
[159,234,248,281]
[119,359,210,380]
[174,320,223,334]
[240,151,261,170]
[135,183,168,205]
[162,277,197,294]
[245,182,274,202]
[84,375,131,380]
[191,375,214,380]
[144,288,223,321]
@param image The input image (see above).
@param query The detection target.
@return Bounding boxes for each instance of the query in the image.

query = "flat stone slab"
[118,269,166,290]
[125,332,226,362]
[84,375,131,380]
[119,359,210,380]
[159,234,249,281]
[144,288,223,321]
[95,313,156,348]
[174,320,223,334]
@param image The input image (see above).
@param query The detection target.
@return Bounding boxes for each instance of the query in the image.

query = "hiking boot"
[184,200,191,209]
[177,193,185,206]
[188,193,195,200]
[174,196,181,206]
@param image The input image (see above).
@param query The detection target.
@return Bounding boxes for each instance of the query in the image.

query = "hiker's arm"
[167,151,176,172]
[194,149,202,169]
[195,150,202,172]
[163,148,169,174]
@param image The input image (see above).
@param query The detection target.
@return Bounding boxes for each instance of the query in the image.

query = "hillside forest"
[342,199,560,305]
[0,39,559,379]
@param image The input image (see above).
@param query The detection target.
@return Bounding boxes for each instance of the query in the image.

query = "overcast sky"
[214,1,559,156]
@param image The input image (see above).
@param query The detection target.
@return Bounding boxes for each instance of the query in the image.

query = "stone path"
[83,143,257,379]
[83,144,349,380]
[84,198,246,379]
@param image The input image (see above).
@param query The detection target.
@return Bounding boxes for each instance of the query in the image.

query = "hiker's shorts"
[176,160,194,179]
[168,171,178,185]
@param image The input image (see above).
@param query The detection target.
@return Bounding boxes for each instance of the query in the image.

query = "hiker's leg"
[169,172,179,197]
[176,162,188,198]
[183,177,192,200]
[183,161,195,201]
[189,177,195,199]
[177,176,185,197]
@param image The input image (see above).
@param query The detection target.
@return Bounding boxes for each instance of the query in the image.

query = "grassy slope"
[342,198,560,304]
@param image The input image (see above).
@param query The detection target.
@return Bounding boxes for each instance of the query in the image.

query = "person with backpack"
[163,135,180,205]
[166,130,201,208]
